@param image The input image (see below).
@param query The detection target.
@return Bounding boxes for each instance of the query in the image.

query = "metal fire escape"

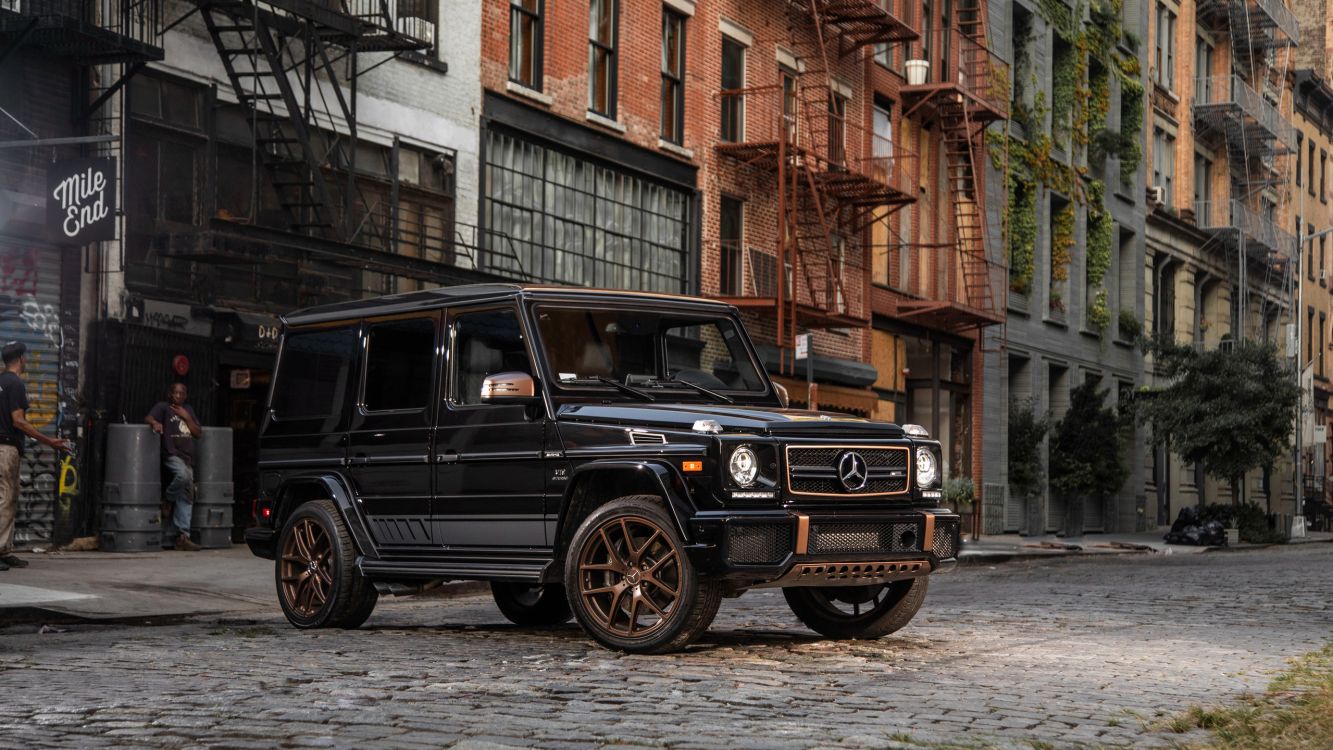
[897,1,1008,332]
[714,0,917,370]
[1194,0,1299,336]
[187,0,429,242]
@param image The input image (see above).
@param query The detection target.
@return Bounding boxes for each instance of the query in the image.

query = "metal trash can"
[100,424,161,553]
[192,427,234,548]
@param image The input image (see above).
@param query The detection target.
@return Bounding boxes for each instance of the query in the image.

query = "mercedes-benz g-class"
[246,284,958,653]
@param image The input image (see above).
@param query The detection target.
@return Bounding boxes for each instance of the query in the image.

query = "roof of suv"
[283,284,734,326]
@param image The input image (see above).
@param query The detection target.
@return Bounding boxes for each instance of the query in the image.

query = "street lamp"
[1294,224,1333,532]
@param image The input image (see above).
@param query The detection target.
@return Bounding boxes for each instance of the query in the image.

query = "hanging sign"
[46,157,117,245]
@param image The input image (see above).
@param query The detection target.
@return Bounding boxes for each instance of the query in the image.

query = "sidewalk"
[959,529,1333,564]
[3,531,1330,624]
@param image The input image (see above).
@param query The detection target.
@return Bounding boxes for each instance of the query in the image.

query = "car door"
[433,305,547,549]
[346,314,441,550]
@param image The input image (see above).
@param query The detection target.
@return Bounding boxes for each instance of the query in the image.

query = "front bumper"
[687,508,960,587]
[245,527,277,560]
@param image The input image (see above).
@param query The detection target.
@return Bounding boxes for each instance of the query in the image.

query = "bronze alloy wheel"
[280,517,334,618]
[577,515,681,638]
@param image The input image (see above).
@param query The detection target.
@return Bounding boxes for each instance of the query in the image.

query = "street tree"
[1008,399,1048,504]
[1136,337,1299,500]
[1049,382,1129,527]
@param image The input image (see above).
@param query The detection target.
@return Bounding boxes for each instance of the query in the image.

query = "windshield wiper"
[591,376,656,402]
[650,378,734,405]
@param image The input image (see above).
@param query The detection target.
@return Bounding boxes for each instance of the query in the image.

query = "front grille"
[809,521,922,555]
[932,518,959,559]
[726,523,793,565]
[786,446,909,495]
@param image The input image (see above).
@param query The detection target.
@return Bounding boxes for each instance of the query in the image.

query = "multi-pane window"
[660,9,686,143]
[509,0,543,89]
[1298,132,1304,186]
[588,0,617,116]
[1309,140,1317,196]
[1152,127,1175,208]
[1195,35,1211,89]
[483,130,692,294]
[1154,3,1175,91]
[1193,153,1211,217]
[719,196,744,296]
[827,92,848,165]
[1322,149,1328,202]
[781,67,799,144]
[1310,222,1316,281]
[720,36,746,142]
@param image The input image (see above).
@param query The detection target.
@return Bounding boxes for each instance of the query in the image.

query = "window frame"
[358,314,441,415]
[720,34,746,143]
[509,0,544,90]
[446,304,539,409]
[1297,131,1304,186]
[660,7,687,144]
[588,0,618,117]
[719,195,745,296]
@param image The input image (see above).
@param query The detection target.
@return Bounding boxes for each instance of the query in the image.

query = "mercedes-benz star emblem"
[837,451,868,492]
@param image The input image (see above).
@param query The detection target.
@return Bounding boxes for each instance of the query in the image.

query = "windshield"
[533,306,768,395]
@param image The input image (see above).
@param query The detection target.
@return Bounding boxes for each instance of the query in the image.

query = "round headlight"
[729,446,759,487]
[915,448,938,488]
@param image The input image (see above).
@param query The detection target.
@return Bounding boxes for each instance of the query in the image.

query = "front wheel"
[491,582,573,626]
[565,495,720,653]
[276,499,377,629]
[783,577,928,640]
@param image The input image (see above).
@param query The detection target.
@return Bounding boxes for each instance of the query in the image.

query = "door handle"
[348,452,369,466]
[435,450,459,464]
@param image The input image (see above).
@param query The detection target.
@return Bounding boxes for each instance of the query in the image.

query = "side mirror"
[480,371,539,403]
[773,382,790,408]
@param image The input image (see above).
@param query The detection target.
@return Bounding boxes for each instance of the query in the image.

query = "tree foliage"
[1008,400,1049,500]
[1049,382,1129,498]
[1136,337,1299,483]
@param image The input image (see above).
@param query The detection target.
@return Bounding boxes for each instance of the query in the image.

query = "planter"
[905,59,930,86]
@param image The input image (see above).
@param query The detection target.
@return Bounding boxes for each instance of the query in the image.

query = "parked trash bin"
[100,424,161,553]
[192,427,234,548]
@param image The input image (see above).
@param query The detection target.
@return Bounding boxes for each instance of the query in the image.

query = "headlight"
[729,446,759,487]
[915,448,938,488]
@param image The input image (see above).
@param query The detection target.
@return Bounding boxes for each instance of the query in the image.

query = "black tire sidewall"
[275,499,360,629]
[783,576,929,640]
[491,581,573,626]
[564,496,706,653]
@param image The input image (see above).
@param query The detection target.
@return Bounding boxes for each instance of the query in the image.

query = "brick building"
[1,0,161,545]
[1141,0,1299,523]
[981,0,1149,534]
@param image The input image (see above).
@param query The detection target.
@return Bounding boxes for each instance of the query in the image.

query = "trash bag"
[1164,506,1228,546]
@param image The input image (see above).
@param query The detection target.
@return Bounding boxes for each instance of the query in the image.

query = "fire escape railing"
[901,28,1009,121]
[1194,198,1297,261]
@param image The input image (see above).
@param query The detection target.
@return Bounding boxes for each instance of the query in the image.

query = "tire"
[783,576,928,640]
[275,499,378,629]
[491,582,573,626]
[564,495,721,654]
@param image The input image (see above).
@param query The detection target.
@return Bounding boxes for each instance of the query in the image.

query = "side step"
[359,559,549,583]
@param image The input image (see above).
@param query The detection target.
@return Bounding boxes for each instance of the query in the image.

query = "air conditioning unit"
[1147,185,1166,205]
[398,17,435,46]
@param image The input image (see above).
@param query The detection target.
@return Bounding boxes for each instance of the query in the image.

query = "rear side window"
[363,318,437,411]
[271,328,356,418]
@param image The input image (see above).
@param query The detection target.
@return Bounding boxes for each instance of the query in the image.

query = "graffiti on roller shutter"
[0,245,67,544]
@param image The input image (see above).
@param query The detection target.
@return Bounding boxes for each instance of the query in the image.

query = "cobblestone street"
[2,544,1330,749]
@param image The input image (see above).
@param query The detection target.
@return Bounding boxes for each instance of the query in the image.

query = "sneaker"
[0,554,27,568]
[174,533,201,552]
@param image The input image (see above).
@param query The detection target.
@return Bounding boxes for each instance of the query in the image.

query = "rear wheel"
[491,582,573,626]
[783,577,928,640]
[276,499,377,629]
[565,495,720,653]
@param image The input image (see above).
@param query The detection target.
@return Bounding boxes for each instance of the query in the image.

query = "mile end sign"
[47,157,117,245]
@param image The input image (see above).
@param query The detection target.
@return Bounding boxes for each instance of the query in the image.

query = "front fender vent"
[628,431,667,445]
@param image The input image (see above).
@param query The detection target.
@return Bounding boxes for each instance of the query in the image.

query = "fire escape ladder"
[939,91,994,317]
[201,4,341,237]
[795,161,846,314]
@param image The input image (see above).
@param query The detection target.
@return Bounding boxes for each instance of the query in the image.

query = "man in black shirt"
[0,341,73,571]
[146,383,203,552]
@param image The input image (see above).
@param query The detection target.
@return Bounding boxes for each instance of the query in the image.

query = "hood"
[555,402,906,438]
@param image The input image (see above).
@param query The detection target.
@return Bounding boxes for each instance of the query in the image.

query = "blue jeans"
[163,455,194,543]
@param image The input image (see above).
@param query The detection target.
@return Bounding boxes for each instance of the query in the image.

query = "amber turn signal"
[681,460,703,473]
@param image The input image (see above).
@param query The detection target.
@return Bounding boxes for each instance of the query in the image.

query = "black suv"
[246,285,958,653]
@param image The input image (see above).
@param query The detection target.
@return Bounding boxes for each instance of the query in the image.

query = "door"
[433,306,547,549]
[346,315,441,549]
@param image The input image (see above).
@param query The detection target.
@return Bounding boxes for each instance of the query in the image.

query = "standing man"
[0,341,73,571]
[146,383,203,552]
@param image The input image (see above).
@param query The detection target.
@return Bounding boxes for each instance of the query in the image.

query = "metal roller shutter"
[0,241,67,546]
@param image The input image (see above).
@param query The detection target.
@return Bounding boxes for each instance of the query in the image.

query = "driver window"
[451,308,532,405]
